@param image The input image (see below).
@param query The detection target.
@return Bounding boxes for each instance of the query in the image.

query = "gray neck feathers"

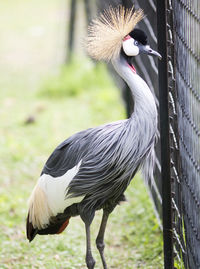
[112,55,157,117]
[112,55,157,141]
[112,55,158,184]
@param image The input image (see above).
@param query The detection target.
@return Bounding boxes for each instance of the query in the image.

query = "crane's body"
[26,6,161,269]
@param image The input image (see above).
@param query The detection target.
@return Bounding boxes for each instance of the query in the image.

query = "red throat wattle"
[128,63,137,74]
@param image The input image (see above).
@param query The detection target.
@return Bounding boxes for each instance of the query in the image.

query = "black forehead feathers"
[129,29,147,45]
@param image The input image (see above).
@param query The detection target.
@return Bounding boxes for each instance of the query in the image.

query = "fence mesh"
[173,0,200,268]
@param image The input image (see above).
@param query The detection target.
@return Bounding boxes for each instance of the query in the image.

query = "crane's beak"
[140,45,162,60]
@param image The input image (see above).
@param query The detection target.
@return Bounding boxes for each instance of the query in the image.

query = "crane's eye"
[134,40,139,46]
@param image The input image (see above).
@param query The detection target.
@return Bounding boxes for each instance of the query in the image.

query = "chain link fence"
[173,0,200,268]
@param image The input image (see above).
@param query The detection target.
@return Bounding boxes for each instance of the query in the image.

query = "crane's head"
[86,5,161,62]
[122,29,161,59]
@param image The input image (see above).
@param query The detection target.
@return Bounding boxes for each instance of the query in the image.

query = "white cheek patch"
[122,38,139,56]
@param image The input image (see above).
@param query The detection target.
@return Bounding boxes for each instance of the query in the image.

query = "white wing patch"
[28,160,84,229]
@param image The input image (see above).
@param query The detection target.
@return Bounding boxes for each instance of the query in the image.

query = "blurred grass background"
[0,0,163,268]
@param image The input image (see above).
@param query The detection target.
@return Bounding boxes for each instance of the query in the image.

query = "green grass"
[0,1,163,268]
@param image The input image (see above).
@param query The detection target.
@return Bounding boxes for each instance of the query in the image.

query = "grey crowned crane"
[26,6,161,269]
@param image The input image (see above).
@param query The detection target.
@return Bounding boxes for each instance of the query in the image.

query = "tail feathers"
[28,184,53,230]
[26,213,38,242]
[26,182,54,241]
[26,214,71,241]
[26,181,71,241]
[37,217,70,236]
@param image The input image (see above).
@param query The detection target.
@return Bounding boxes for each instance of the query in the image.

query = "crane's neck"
[112,54,157,123]
[112,54,158,184]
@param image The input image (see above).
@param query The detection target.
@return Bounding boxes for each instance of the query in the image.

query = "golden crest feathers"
[86,6,144,61]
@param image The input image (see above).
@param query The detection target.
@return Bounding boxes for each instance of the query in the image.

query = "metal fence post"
[157,0,174,268]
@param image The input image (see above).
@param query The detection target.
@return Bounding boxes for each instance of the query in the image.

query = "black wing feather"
[41,128,93,177]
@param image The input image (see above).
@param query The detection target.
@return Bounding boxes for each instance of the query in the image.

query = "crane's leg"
[96,210,109,269]
[85,221,96,269]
